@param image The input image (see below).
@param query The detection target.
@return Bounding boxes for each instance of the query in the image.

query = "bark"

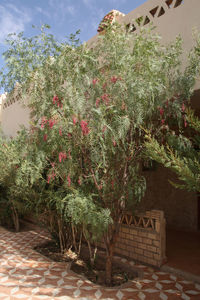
[105,243,114,285]
[12,206,19,232]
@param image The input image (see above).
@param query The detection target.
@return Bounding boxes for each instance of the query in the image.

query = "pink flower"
[73,117,77,125]
[49,119,56,129]
[41,116,47,129]
[92,78,98,86]
[81,120,90,135]
[182,103,185,112]
[159,108,164,116]
[59,152,67,163]
[53,95,59,104]
[110,76,118,83]
[161,119,165,125]
[102,83,107,91]
[47,171,56,184]
[101,94,110,105]
[113,140,116,147]
[67,175,71,187]
[184,120,187,128]
[102,125,107,133]
[43,134,47,142]
[59,128,62,136]
[96,98,100,108]
[78,178,82,185]
[68,133,72,138]
[53,95,62,108]
[47,175,51,184]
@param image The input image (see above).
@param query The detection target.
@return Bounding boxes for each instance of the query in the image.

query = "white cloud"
[36,6,51,18]
[109,0,127,4]
[0,4,31,44]
[48,0,76,22]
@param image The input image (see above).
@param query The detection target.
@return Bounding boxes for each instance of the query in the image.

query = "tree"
[1,23,200,284]
[145,108,200,192]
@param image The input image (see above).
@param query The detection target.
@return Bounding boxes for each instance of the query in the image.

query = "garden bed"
[34,240,142,287]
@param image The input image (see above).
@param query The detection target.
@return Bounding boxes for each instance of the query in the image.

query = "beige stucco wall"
[1,95,30,138]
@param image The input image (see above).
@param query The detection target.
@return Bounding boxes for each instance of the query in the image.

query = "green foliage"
[64,192,112,241]
[144,110,200,192]
[0,22,200,281]
[0,25,67,92]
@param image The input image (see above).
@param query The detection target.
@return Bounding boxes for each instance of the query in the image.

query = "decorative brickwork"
[99,210,166,267]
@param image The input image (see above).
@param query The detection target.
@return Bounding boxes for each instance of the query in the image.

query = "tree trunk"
[12,206,19,232]
[105,243,114,285]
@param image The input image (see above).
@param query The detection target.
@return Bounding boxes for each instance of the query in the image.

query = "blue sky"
[0,0,146,87]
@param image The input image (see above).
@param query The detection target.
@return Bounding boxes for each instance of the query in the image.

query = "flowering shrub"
[1,23,200,284]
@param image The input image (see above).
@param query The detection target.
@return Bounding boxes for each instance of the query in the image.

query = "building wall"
[1,96,30,138]
[138,165,198,231]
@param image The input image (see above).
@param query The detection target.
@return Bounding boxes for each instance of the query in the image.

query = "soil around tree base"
[34,240,142,287]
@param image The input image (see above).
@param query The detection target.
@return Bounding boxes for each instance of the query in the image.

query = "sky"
[0,0,146,94]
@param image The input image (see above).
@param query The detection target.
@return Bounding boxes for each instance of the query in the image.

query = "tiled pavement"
[0,226,200,300]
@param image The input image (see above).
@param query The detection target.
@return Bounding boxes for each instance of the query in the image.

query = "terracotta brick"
[129,228,138,235]
[130,240,138,247]
[135,248,143,255]
[146,245,157,252]
[154,253,161,260]
[139,231,148,238]
[148,233,157,240]
[153,240,160,247]
[138,243,147,250]
[144,250,153,258]
[122,226,130,233]
[142,238,152,245]
[135,236,143,243]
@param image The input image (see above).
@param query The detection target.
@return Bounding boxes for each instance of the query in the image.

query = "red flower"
[182,103,185,112]
[59,128,62,136]
[161,119,165,125]
[73,117,77,125]
[47,171,56,184]
[96,98,100,108]
[78,178,82,185]
[110,76,118,83]
[81,120,90,135]
[113,139,116,147]
[43,134,47,142]
[159,108,164,116]
[67,175,71,187]
[49,119,56,129]
[41,116,47,129]
[53,95,59,104]
[102,83,107,91]
[101,94,110,105]
[59,152,67,163]
[53,95,62,108]
[47,175,51,184]
[92,78,98,86]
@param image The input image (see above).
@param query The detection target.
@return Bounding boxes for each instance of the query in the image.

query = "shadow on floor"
[165,228,200,277]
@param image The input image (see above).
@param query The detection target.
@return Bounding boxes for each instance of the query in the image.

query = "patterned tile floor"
[0,226,200,300]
